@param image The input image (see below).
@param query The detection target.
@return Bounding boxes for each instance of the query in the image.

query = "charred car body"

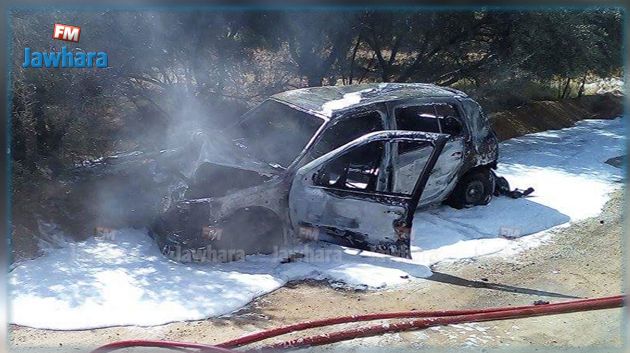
[148,83,499,262]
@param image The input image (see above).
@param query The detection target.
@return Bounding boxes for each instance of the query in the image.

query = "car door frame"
[386,97,470,206]
[288,130,448,258]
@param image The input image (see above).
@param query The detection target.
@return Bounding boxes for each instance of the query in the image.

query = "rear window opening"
[395,103,463,137]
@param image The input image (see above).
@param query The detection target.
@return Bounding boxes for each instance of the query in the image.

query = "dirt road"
[9,188,624,352]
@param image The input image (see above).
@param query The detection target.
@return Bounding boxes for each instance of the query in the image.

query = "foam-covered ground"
[9,118,625,329]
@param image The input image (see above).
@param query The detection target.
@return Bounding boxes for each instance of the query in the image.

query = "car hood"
[184,131,283,177]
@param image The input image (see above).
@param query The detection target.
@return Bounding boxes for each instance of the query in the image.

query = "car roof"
[270,83,467,118]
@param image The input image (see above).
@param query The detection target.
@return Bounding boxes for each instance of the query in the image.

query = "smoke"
[10,11,264,246]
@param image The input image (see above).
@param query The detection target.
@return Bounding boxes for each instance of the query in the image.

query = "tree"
[504,10,622,98]
[356,11,499,84]
[276,11,359,86]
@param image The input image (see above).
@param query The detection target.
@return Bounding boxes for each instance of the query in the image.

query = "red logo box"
[52,23,81,43]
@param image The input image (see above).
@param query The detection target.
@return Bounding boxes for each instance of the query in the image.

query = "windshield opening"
[226,100,325,168]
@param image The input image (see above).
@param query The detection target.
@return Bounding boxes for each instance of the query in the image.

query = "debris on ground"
[280,253,306,264]
[605,155,625,169]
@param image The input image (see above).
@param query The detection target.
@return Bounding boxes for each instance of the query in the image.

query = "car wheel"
[152,208,284,263]
[215,208,284,260]
[447,168,495,209]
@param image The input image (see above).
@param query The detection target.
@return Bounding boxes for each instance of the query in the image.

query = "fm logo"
[52,23,81,43]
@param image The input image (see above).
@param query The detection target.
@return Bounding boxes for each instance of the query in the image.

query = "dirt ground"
[9,187,624,352]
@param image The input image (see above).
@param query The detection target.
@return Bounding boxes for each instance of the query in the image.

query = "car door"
[391,101,466,206]
[289,130,447,258]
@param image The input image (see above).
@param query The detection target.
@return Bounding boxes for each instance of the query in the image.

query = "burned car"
[150,83,499,262]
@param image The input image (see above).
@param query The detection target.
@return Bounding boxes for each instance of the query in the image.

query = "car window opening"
[310,111,384,161]
[317,141,385,192]
[395,103,463,137]
[227,100,325,168]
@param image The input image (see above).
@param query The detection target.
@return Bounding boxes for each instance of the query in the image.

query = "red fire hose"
[217,294,616,348]
[92,295,623,353]
[92,340,231,353]
[263,294,623,350]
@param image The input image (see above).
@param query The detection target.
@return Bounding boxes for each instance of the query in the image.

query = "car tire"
[447,168,495,209]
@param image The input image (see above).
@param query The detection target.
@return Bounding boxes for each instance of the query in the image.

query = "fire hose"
[92,294,623,352]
